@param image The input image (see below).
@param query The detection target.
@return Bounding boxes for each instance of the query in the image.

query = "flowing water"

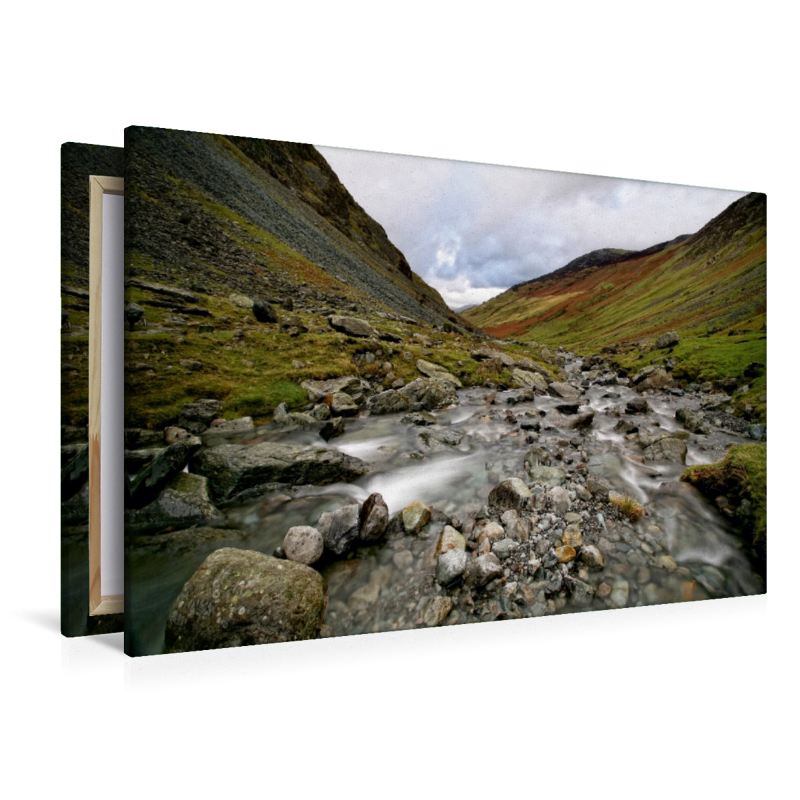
[127,357,764,655]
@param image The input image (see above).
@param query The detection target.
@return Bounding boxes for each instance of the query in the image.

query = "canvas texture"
[61,142,125,637]
[121,125,766,657]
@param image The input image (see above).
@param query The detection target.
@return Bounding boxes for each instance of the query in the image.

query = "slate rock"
[359,492,389,542]
[192,442,369,502]
[317,504,361,555]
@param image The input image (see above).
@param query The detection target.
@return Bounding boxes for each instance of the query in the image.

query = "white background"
[1,2,796,798]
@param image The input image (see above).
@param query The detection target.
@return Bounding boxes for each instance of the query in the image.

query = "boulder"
[208,416,255,432]
[127,436,203,508]
[164,549,325,652]
[654,330,679,349]
[580,545,605,570]
[555,545,576,563]
[192,442,369,502]
[416,359,462,388]
[328,315,378,339]
[636,368,673,392]
[422,597,454,627]
[402,500,431,534]
[474,520,506,545]
[317,504,361,555]
[548,486,571,516]
[301,376,363,403]
[643,437,687,463]
[164,426,191,444]
[626,397,649,414]
[492,538,519,560]
[586,475,612,499]
[283,526,324,565]
[228,293,254,308]
[488,478,531,511]
[436,549,467,586]
[179,399,222,433]
[359,492,389,542]
[400,411,437,426]
[439,525,466,553]
[125,472,222,534]
[511,369,548,393]
[253,298,278,323]
[329,392,359,417]
[368,390,411,415]
[416,429,464,451]
[465,553,503,588]
[398,378,459,411]
[320,416,345,442]
[548,382,580,400]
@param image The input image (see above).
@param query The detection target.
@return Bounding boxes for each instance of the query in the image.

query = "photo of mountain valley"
[72,125,766,656]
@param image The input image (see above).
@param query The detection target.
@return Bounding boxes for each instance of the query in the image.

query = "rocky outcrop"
[192,442,370,502]
[127,436,203,508]
[164,549,325,652]
[125,472,223,534]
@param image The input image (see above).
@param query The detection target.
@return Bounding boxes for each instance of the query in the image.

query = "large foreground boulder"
[164,549,325,652]
[193,442,370,502]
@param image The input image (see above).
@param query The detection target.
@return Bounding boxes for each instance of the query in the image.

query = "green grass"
[681,443,766,571]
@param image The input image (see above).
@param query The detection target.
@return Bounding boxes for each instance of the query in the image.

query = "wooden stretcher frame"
[88,174,124,615]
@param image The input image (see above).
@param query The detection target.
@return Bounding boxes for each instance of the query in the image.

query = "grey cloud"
[318,145,748,308]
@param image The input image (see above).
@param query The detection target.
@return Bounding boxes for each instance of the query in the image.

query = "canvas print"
[61,142,125,636]
[123,126,766,656]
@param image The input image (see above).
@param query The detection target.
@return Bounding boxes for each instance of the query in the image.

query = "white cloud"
[318,144,749,296]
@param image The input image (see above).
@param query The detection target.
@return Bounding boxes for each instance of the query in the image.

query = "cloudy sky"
[317,145,748,311]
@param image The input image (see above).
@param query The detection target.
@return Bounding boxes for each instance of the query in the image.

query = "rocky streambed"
[112,349,767,655]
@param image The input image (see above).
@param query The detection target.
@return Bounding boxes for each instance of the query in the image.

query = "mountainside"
[465,192,766,350]
[124,127,461,329]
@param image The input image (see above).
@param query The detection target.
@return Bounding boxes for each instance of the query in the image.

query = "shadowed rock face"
[192,441,370,502]
[164,548,325,652]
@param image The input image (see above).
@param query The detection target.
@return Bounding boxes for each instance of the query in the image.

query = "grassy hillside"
[465,193,766,352]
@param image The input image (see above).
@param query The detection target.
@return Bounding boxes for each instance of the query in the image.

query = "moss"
[681,443,766,572]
